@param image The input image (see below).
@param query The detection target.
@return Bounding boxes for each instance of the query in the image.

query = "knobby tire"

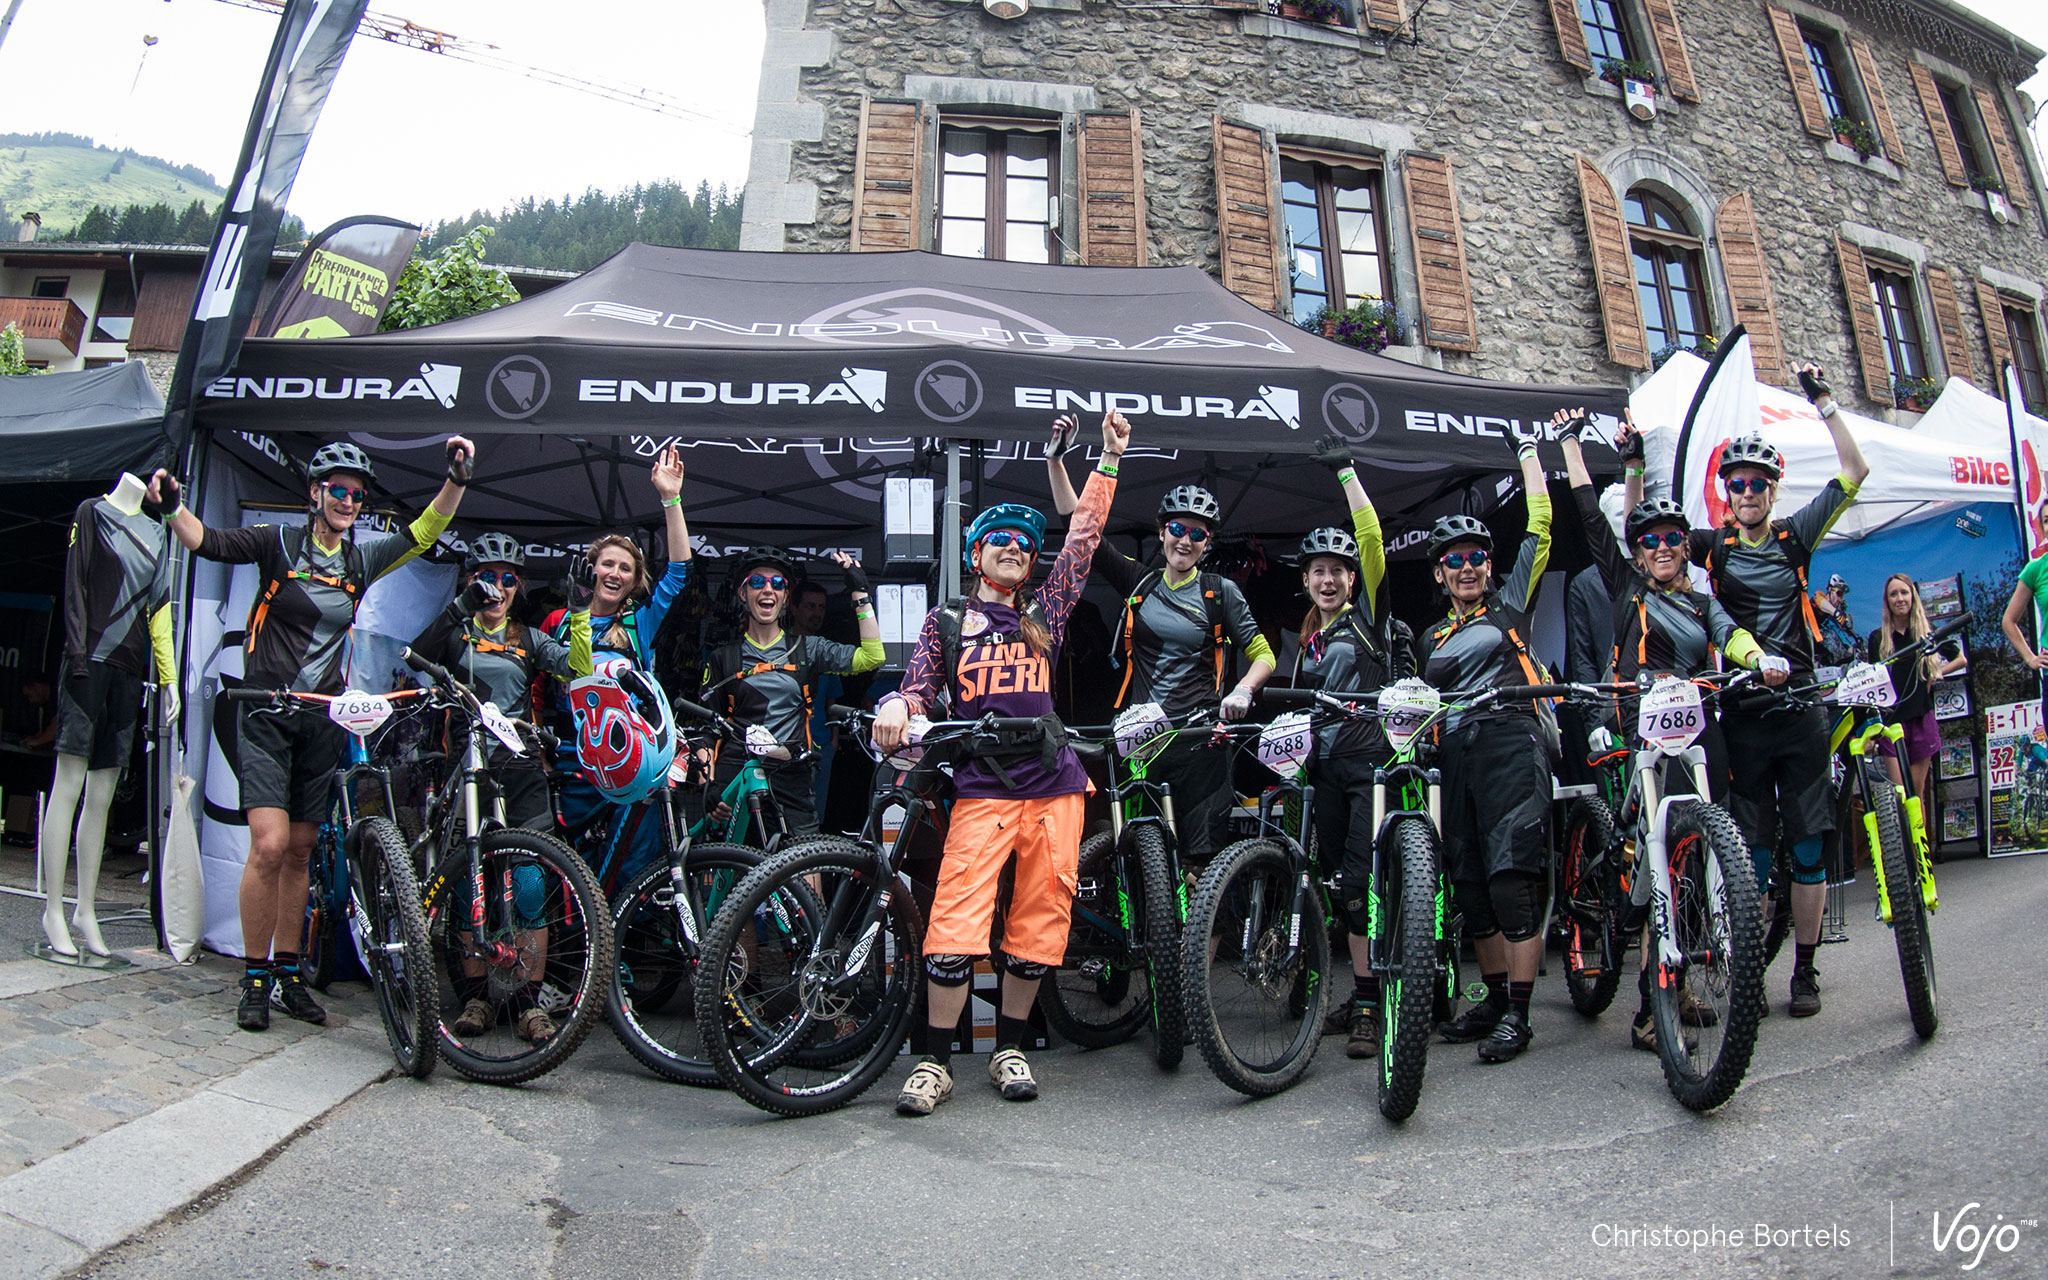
[1650,801,1762,1112]
[1180,839,1328,1097]
[1377,817,1440,1122]
[346,817,437,1078]
[1866,766,1938,1039]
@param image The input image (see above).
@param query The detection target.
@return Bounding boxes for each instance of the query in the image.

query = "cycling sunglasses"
[324,483,370,505]
[1439,549,1489,569]
[1725,476,1772,496]
[1636,531,1686,550]
[474,570,521,587]
[1163,520,1210,543]
[744,573,789,591]
[979,530,1037,555]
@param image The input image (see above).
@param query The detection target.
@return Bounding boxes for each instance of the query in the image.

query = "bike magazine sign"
[1983,699,2048,857]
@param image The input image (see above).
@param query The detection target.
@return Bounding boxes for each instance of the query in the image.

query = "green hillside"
[0,134,225,236]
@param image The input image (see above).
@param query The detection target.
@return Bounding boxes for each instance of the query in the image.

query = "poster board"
[1983,699,2048,857]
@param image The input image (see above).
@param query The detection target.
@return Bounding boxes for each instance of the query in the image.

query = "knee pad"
[1002,957,1050,981]
[1489,871,1546,943]
[1790,835,1827,886]
[1339,890,1373,938]
[1454,880,1499,941]
[510,863,547,928]
[1750,846,1774,894]
[924,953,975,987]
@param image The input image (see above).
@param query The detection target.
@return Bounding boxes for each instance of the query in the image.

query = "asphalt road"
[81,855,2047,1280]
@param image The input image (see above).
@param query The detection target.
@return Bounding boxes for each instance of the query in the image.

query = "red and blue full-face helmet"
[568,667,675,805]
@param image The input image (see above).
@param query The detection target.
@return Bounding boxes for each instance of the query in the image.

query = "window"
[1801,29,1851,121]
[2007,304,2047,414]
[91,272,135,344]
[1935,82,1990,183]
[937,125,1058,264]
[1577,0,1634,66]
[30,277,68,299]
[1281,157,1390,326]
[1867,264,1926,379]
[1624,189,1710,354]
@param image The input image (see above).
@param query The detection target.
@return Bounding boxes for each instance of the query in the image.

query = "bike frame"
[1617,741,1718,971]
[1837,707,1939,922]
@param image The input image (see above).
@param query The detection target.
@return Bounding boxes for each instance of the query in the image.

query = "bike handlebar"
[223,687,278,704]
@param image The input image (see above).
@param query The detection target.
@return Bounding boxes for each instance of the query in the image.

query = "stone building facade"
[739,0,2048,416]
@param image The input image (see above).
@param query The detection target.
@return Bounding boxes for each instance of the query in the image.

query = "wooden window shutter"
[1848,39,1906,164]
[1360,0,1407,34]
[1976,278,2014,381]
[1909,64,1969,187]
[1641,0,1699,102]
[1925,266,1974,385]
[1079,110,1148,267]
[1833,235,1893,404]
[1404,152,1479,353]
[1767,7,1830,137]
[1575,156,1648,370]
[1546,0,1592,74]
[1212,117,1284,312]
[1713,192,1787,385]
[1974,86,2031,209]
[850,98,925,252]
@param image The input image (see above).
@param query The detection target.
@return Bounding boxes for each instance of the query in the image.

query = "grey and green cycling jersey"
[1685,477,1857,681]
[410,609,592,724]
[197,509,450,694]
[63,496,175,683]
[1291,500,1395,757]
[1422,492,1551,731]
[1572,483,1762,682]
[1096,548,1273,716]
[702,629,885,749]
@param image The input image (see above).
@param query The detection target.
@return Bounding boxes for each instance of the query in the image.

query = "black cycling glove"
[1310,433,1354,474]
[1556,409,1591,442]
[446,441,473,486]
[840,560,871,594]
[1045,414,1080,461]
[1797,367,1833,403]
[1619,425,1646,464]
[143,473,182,521]
[454,577,500,615]
[567,556,598,611]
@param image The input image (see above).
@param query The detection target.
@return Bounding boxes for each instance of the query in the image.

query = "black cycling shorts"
[1146,730,1234,865]
[55,662,145,772]
[1442,714,1551,882]
[1308,750,1380,900]
[1720,702,1834,852]
[238,702,345,823]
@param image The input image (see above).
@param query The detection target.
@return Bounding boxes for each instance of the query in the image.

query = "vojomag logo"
[1928,1203,2033,1271]
[486,356,550,420]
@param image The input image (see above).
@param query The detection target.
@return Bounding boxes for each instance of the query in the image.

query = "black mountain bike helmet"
[1157,485,1222,526]
[306,441,376,485]
[1298,526,1359,571]
[1717,434,1784,481]
[465,531,526,571]
[1426,514,1492,561]
[1624,498,1690,544]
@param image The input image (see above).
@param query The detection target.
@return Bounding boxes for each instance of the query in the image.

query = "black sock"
[271,950,298,977]
[925,1028,953,1068]
[1353,973,1381,1007]
[1507,980,1534,1018]
[997,1014,1033,1052]
[1482,971,1508,1007]
[1636,966,1654,1016]
[1795,942,1817,971]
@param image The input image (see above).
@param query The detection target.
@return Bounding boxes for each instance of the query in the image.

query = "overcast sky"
[1,0,2041,233]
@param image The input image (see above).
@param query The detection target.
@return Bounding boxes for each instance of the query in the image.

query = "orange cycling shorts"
[922,792,1085,969]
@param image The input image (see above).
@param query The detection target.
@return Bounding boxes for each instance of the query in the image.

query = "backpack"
[703,633,817,749]
[1431,599,1562,761]
[246,524,366,657]
[1614,585,1716,674]
[1113,569,1227,710]
[1706,520,1823,647]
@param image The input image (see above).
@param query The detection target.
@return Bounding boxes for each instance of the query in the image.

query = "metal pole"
[0,0,26,57]
[942,439,962,600]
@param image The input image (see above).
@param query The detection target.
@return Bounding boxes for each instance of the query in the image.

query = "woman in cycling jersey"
[544,446,693,892]
[1420,436,1552,1063]
[1046,419,1275,864]
[411,532,595,1044]
[1867,572,1965,827]
[1292,436,1406,1061]
[879,409,1131,1117]
[699,546,885,840]
[1559,412,1782,1052]
[151,437,474,1032]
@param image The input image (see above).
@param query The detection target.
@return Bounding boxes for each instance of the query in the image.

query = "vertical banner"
[159,0,372,463]
[1669,326,1758,536]
[259,215,421,339]
[2006,359,2048,560]
[1983,700,2048,857]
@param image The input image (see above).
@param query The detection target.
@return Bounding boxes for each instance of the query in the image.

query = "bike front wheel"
[1867,767,1937,1039]
[1039,833,1152,1048]
[695,843,923,1117]
[345,817,436,1078]
[1650,801,1763,1112]
[605,841,765,1085]
[1131,823,1185,1071]
[1377,817,1441,1122]
[1180,838,1329,1097]
[427,829,614,1085]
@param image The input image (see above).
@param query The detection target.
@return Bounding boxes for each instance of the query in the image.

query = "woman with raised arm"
[1559,409,1781,1052]
[880,410,1131,1118]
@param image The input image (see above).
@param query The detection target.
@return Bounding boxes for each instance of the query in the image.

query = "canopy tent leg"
[942,439,962,601]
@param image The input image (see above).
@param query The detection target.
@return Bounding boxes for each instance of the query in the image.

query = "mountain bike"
[694,710,1087,1117]
[1037,703,1202,1070]
[1555,725,1631,1018]
[1181,679,1464,1119]
[603,698,820,1086]
[400,648,614,1085]
[223,683,437,1077]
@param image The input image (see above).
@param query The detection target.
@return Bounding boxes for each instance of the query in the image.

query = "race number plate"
[1834,662,1896,708]
[1380,678,1441,754]
[1637,676,1705,753]
[746,723,792,761]
[1257,711,1314,780]
[1113,702,1170,756]
[326,691,393,738]
[478,701,527,755]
